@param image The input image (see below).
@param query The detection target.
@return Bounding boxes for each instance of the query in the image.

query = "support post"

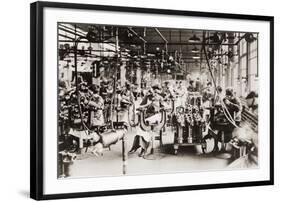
[122,134,128,175]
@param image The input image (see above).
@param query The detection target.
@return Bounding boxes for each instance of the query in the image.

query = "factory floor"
[66,126,254,179]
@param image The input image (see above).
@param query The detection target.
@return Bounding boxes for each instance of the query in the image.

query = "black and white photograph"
[0,0,278,201]
[57,22,260,178]
[28,1,274,199]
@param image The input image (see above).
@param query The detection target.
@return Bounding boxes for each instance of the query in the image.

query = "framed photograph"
[30,1,274,200]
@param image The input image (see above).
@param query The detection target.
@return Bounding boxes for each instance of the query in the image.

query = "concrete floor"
[66,127,239,178]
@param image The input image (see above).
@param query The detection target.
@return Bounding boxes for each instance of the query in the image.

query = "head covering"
[91,84,100,94]
[152,84,161,90]
[225,87,234,96]
[216,86,222,93]
[246,91,258,99]
[116,85,122,93]
[80,81,87,86]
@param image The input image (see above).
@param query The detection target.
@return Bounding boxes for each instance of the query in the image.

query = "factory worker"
[117,83,134,127]
[223,87,242,126]
[160,81,174,111]
[129,85,166,157]
[214,86,224,106]
[195,77,201,92]
[187,80,196,92]
[88,85,105,128]
[141,84,165,119]
[245,91,258,114]
[174,81,187,108]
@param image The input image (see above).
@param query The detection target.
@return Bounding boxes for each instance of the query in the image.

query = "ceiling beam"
[154,28,168,52]
[58,40,237,46]
[59,24,86,36]
[58,26,85,39]
[128,27,147,43]
[58,34,75,40]
[154,28,168,43]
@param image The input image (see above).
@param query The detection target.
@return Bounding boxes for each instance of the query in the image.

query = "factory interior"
[58,23,259,178]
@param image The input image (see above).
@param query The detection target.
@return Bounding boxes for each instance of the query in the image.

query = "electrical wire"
[202,32,240,128]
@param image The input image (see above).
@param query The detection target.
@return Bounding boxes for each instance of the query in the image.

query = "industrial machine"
[172,92,216,154]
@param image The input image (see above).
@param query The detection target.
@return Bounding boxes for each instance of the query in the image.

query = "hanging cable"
[202,31,240,128]
[74,36,95,134]
[77,92,94,133]
[109,27,119,131]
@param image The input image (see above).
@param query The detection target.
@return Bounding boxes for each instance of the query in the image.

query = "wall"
[0,0,279,202]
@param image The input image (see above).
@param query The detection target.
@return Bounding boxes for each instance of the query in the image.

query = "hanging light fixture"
[86,27,96,42]
[191,46,199,53]
[192,56,200,59]
[189,34,200,42]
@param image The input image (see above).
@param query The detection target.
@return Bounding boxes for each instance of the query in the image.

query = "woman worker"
[129,84,166,157]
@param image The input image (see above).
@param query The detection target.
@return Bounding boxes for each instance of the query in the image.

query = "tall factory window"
[239,39,248,97]
[248,39,258,92]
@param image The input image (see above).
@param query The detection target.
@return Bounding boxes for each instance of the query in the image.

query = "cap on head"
[91,84,100,94]
[216,86,222,93]
[225,87,234,96]
[152,84,161,91]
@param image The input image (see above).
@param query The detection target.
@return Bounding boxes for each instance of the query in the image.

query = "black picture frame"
[30,1,274,200]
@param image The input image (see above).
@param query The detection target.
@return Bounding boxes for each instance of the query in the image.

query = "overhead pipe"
[59,24,86,36]
[58,40,238,46]
[128,27,147,43]
[154,28,168,43]
[154,28,168,53]
[58,26,85,39]
[128,27,147,54]
[58,34,75,40]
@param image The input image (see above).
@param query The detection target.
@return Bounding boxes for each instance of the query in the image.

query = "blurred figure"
[159,81,174,115]
[195,77,201,91]
[245,91,258,114]
[214,86,224,106]
[202,83,215,123]
[99,79,111,123]
[129,84,166,157]
[161,81,171,99]
[99,79,109,100]
[110,82,134,128]
[88,85,105,128]
[119,83,134,126]
[228,123,258,168]
[187,80,196,92]
[174,81,187,107]
[205,81,213,94]
[78,82,92,112]
[140,84,165,118]
[223,87,242,126]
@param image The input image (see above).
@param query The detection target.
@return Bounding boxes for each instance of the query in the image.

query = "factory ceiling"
[58,23,255,64]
